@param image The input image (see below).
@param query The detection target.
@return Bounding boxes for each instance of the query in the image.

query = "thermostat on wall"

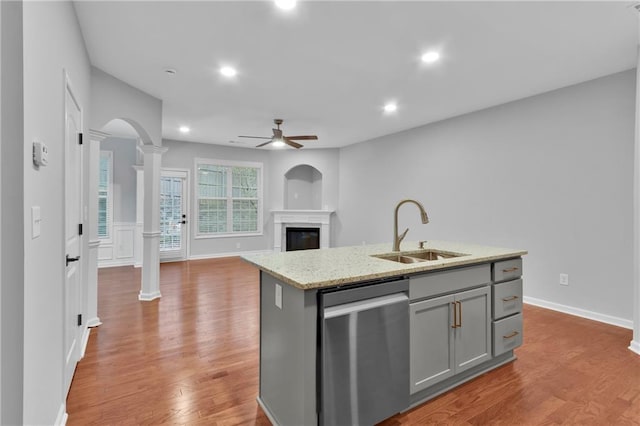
[33,140,49,167]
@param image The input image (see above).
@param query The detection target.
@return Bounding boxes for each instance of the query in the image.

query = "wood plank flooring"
[67,257,640,425]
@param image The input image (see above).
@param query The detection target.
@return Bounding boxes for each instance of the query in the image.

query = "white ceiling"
[74,1,638,149]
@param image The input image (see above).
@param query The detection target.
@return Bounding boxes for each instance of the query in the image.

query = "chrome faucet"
[393,199,429,252]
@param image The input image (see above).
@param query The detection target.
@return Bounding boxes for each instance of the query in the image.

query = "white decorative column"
[132,164,143,268]
[86,130,108,328]
[139,144,167,301]
[272,210,334,252]
[631,7,640,355]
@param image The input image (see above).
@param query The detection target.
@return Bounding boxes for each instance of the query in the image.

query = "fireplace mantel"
[272,210,334,252]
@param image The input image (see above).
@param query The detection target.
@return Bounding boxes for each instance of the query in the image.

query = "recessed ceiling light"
[421,51,440,64]
[179,126,190,133]
[383,103,398,113]
[219,66,237,77]
[275,0,296,10]
[164,68,177,75]
[272,140,286,148]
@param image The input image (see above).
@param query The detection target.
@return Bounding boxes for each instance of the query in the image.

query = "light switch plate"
[32,206,41,238]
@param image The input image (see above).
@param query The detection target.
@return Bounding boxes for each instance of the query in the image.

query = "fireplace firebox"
[286,227,320,251]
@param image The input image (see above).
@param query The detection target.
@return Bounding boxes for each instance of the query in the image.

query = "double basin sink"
[372,249,469,264]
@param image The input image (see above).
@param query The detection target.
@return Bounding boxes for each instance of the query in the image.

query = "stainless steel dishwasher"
[319,279,409,426]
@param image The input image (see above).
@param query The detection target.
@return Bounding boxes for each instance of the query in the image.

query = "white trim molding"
[524,296,633,330]
[98,222,137,268]
[55,403,68,426]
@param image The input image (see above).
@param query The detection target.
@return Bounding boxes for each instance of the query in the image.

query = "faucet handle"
[418,240,427,249]
[396,228,409,249]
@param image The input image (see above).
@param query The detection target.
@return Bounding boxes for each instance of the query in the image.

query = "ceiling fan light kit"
[238,118,318,149]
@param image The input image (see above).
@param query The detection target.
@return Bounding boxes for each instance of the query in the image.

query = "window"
[98,151,113,240]
[196,159,262,237]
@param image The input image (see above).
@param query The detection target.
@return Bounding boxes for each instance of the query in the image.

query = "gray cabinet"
[491,259,524,356]
[410,285,491,394]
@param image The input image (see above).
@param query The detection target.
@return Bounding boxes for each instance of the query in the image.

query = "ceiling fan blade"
[238,135,272,140]
[256,141,273,147]
[284,138,303,149]
[285,135,318,140]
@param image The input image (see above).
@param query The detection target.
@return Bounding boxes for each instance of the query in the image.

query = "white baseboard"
[80,327,91,359]
[139,290,161,301]
[629,340,640,355]
[189,249,271,261]
[523,296,633,329]
[98,259,136,268]
[86,317,102,328]
[55,403,68,426]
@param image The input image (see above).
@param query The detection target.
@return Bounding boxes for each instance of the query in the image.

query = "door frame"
[62,70,84,396]
[159,168,190,261]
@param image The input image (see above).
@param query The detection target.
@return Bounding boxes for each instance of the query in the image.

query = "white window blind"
[196,159,262,237]
[98,151,113,240]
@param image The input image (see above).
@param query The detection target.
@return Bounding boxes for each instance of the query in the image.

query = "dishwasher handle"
[323,293,408,319]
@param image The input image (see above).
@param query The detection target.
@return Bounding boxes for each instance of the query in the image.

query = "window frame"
[98,150,113,243]
[194,158,263,239]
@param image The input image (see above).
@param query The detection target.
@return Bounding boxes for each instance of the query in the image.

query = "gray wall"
[101,137,137,223]
[0,1,24,424]
[162,139,272,256]
[161,140,341,256]
[22,1,91,424]
[90,67,162,146]
[337,69,635,323]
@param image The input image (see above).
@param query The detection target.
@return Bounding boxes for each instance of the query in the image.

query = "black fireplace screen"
[286,227,320,251]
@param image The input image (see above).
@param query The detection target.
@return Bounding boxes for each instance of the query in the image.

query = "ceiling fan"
[238,119,318,149]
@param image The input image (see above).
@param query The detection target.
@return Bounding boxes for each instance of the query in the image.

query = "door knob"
[66,254,80,266]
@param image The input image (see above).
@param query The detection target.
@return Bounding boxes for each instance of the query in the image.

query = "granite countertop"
[241,240,527,290]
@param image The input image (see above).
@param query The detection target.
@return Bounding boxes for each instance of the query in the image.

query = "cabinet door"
[410,294,455,394]
[454,286,492,373]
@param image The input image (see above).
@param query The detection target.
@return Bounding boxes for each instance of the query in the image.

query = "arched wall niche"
[284,164,323,210]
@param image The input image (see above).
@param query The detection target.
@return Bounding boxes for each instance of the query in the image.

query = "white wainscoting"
[98,222,137,268]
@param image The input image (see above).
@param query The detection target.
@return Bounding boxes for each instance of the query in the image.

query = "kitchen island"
[243,240,527,426]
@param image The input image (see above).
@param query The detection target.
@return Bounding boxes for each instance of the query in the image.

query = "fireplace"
[286,227,320,251]
[272,210,334,252]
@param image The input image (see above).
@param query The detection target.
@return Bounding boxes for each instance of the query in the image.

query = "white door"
[159,170,188,261]
[63,77,83,395]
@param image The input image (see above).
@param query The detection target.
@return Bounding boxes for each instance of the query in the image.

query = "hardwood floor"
[67,257,640,425]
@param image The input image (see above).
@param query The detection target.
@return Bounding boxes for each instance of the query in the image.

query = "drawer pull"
[502,295,519,302]
[451,301,462,328]
[502,267,519,273]
[503,331,519,339]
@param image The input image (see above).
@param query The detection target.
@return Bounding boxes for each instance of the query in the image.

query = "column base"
[139,290,161,301]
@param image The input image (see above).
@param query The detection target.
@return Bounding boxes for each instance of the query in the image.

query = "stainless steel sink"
[372,249,468,264]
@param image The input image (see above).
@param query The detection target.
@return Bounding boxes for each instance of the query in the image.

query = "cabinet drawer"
[493,313,523,356]
[492,258,522,282]
[410,264,491,301]
[493,279,523,320]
